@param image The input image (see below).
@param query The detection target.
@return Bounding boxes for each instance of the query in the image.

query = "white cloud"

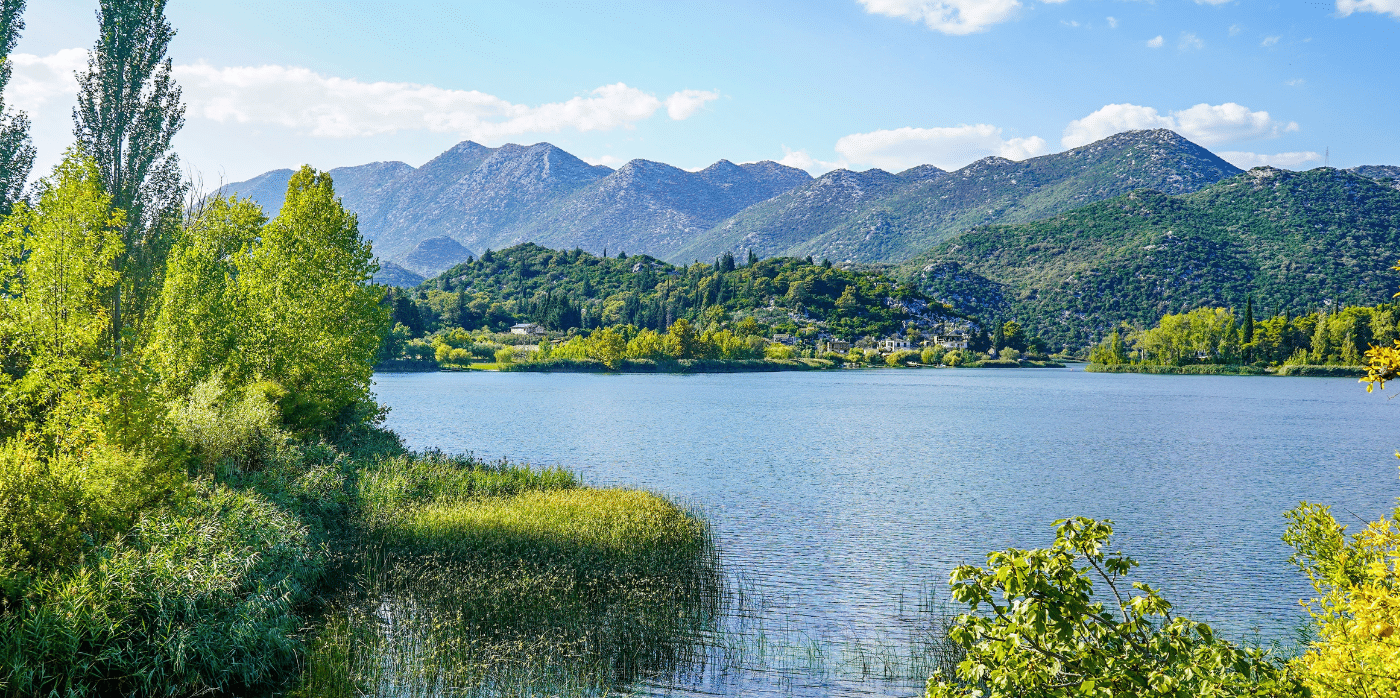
[1286,77,1306,86]
[1228,24,1242,35]
[1194,0,1232,5]
[1261,35,1281,46]
[173,63,712,140]
[1337,0,1400,18]
[1061,104,1174,147]
[664,90,720,120]
[1106,16,1118,28]
[1179,32,1205,50]
[8,48,87,112]
[1217,151,1322,169]
[777,148,843,176]
[1147,35,1165,47]
[834,124,1048,171]
[856,0,1023,35]
[583,154,628,168]
[1062,102,1297,148]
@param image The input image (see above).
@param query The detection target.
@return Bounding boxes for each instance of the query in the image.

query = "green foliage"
[1283,497,1400,697]
[886,349,920,366]
[927,517,1302,698]
[394,242,957,342]
[73,0,187,346]
[0,0,33,216]
[906,168,1400,350]
[0,481,320,697]
[150,167,390,432]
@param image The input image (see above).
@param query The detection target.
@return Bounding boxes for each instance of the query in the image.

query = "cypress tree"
[1243,296,1255,344]
[0,0,34,216]
[74,0,187,354]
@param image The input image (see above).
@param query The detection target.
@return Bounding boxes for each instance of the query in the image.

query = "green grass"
[294,484,722,697]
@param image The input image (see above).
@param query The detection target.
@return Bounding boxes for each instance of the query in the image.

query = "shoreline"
[1085,363,1367,377]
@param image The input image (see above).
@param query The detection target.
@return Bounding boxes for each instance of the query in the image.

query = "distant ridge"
[676,129,1244,264]
[222,141,811,267]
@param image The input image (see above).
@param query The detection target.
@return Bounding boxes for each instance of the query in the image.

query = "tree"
[927,517,1301,698]
[151,168,388,432]
[73,0,187,354]
[0,0,34,215]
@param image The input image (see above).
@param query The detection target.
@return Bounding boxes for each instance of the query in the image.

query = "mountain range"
[899,166,1400,349]
[225,129,1250,274]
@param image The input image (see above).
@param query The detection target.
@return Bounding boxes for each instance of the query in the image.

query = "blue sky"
[11,0,1399,183]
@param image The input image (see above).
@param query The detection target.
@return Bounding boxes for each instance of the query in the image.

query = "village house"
[878,337,912,353]
[509,323,546,336]
[935,334,969,350]
[819,339,852,354]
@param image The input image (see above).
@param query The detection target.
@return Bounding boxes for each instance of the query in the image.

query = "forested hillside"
[902,166,1400,351]
[388,243,962,342]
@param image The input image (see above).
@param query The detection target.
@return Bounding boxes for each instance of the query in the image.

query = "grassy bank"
[967,359,1067,368]
[296,457,721,696]
[499,357,835,373]
[0,410,720,696]
[1085,363,1366,376]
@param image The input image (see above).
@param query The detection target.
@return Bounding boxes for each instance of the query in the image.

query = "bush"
[927,518,1302,698]
[495,346,516,365]
[920,346,945,365]
[169,378,283,471]
[0,482,322,696]
[764,343,795,360]
[887,349,920,366]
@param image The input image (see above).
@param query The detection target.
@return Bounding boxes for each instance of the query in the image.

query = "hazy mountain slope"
[679,130,1242,264]
[672,167,912,264]
[220,168,294,217]
[901,167,1400,350]
[220,141,809,264]
[520,158,814,260]
[402,236,474,276]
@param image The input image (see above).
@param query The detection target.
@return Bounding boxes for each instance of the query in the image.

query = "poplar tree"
[0,0,34,214]
[73,0,187,355]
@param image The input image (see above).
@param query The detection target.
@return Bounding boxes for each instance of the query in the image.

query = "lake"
[372,367,1400,697]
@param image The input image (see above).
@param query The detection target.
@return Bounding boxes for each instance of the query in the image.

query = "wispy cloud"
[1063,102,1298,148]
[835,124,1048,171]
[1147,35,1165,48]
[11,49,717,144]
[1336,0,1400,18]
[1217,151,1321,169]
[777,148,844,176]
[856,0,1024,35]
[1261,35,1281,46]
[1179,32,1206,50]
[174,63,717,139]
[1106,16,1118,28]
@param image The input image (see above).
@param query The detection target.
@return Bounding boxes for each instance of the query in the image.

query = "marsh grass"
[294,466,724,698]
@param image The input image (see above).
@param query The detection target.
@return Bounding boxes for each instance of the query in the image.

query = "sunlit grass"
[294,472,723,697]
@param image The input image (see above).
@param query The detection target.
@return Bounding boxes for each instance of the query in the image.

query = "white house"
[878,337,912,352]
[935,334,969,350]
[510,323,546,336]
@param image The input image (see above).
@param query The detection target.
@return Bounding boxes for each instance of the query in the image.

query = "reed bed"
[294,468,725,698]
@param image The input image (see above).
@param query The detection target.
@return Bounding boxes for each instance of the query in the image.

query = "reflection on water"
[372,368,1400,696]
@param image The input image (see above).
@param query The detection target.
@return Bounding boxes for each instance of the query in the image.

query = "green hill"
[899,167,1400,351]
[391,243,963,341]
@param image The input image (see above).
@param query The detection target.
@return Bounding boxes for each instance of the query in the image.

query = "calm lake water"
[372,368,1400,697]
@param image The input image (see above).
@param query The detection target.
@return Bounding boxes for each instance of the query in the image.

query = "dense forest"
[385,242,967,342]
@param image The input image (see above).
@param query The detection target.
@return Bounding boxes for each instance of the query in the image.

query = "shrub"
[927,517,1302,698]
[169,378,284,471]
[764,343,794,360]
[887,349,920,366]
[0,482,321,697]
[495,346,515,365]
[920,346,945,365]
